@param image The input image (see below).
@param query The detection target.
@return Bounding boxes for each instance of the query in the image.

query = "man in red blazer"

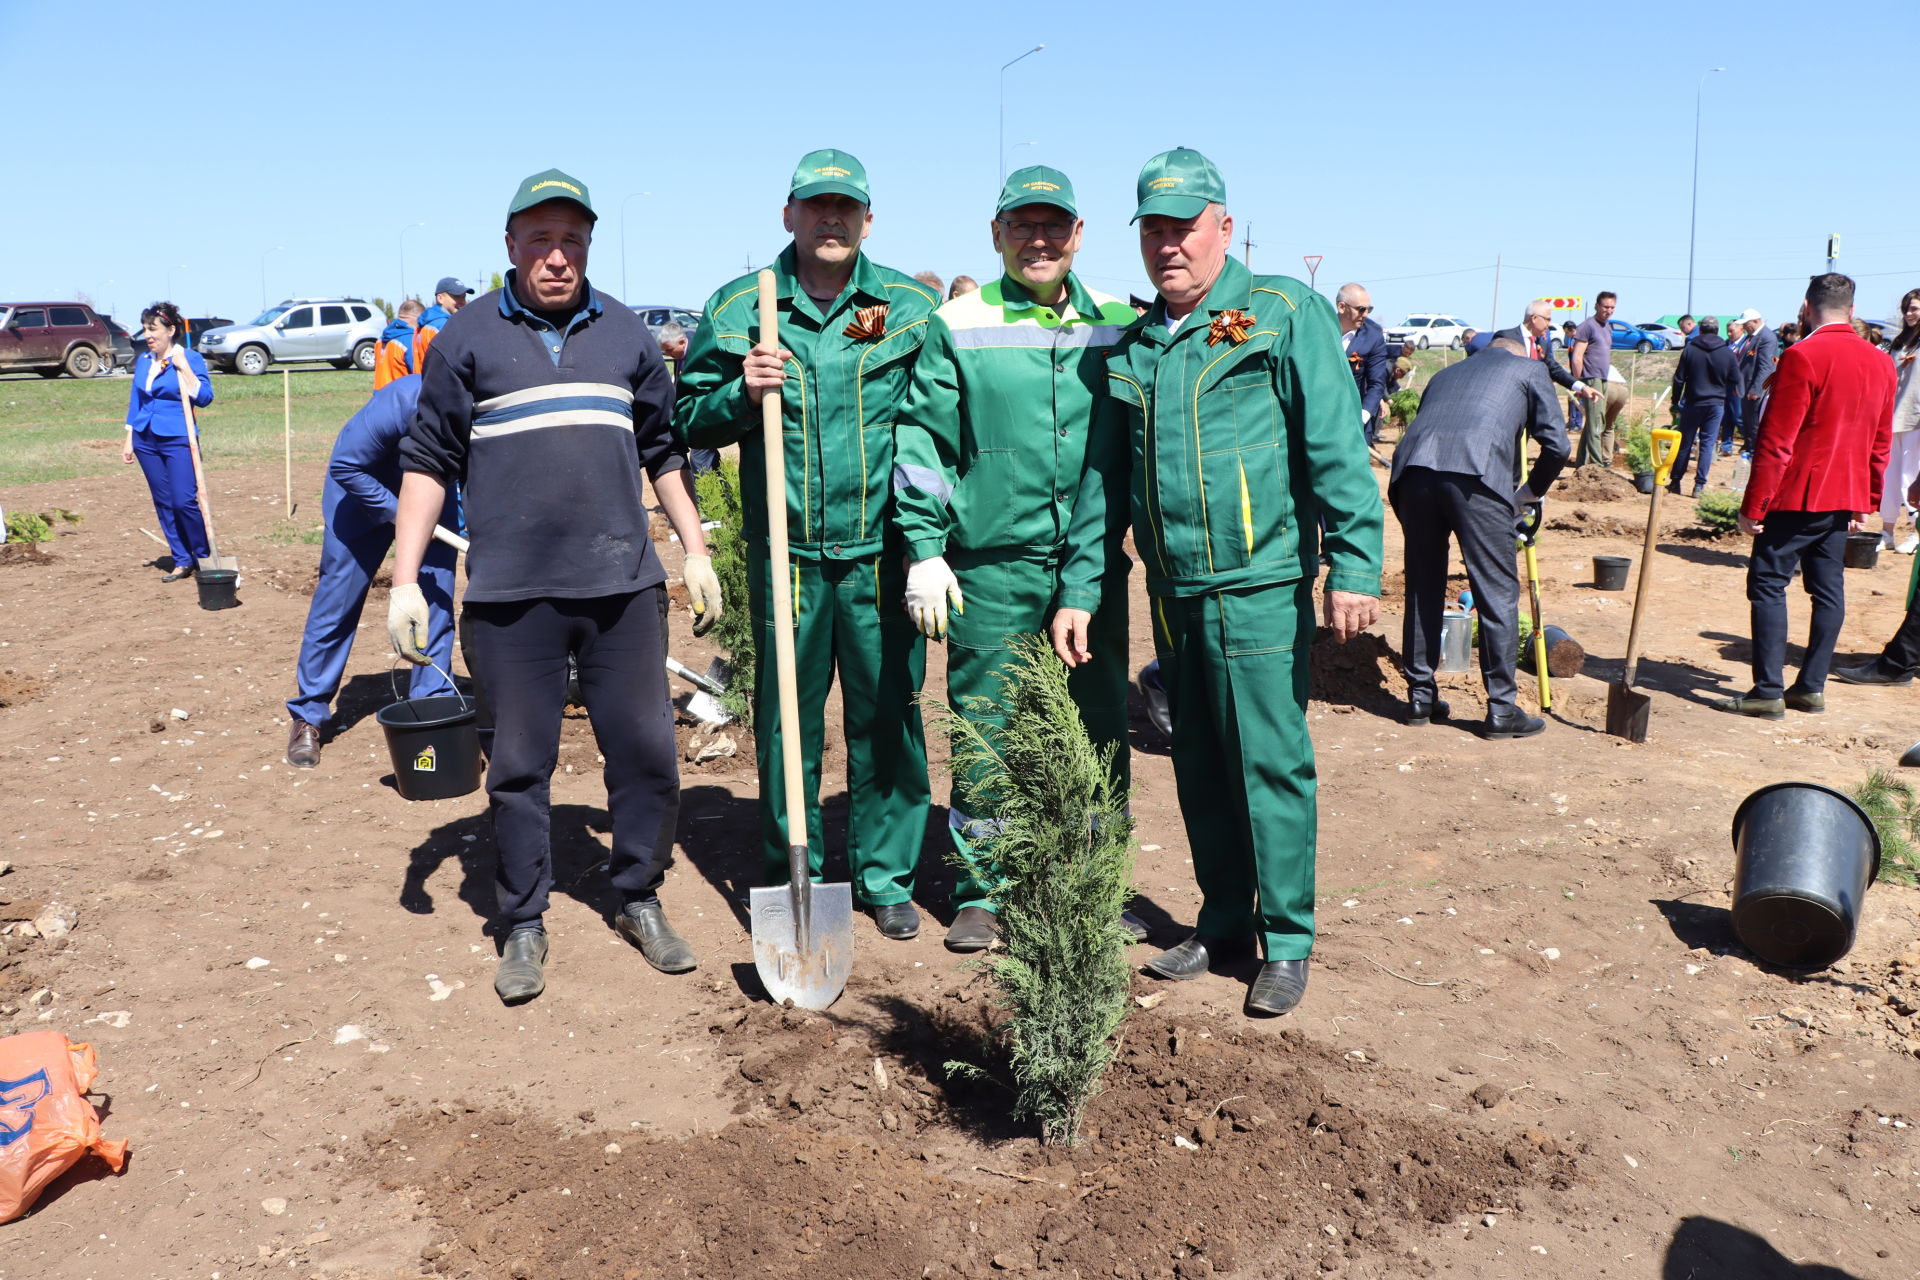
[1716,274,1896,718]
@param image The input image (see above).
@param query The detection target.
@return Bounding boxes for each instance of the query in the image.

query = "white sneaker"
[1883,531,1900,551]
[1900,535,1919,555]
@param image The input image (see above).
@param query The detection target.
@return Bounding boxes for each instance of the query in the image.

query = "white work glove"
[1513,484,1539,508]
[169,350,199,400]
[387,583,431,665]
[904,555,964,639]
[682,552,723,637]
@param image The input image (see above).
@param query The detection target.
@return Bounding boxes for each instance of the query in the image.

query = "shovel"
[665,656,733,726]
[1605,427,1681,741]
[1517,500,1551,711]
[176,364,237,577]
[747,268,853,1010]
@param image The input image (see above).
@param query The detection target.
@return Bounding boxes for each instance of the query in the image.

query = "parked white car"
[1383,314,1473,350]
[198,298,385,376]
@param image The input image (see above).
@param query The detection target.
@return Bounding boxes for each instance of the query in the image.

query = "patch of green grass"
[263,518,327,547]
[0,370,371,488]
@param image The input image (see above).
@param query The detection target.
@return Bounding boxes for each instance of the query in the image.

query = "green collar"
[996,270,1100,324]
[774,243,887,322]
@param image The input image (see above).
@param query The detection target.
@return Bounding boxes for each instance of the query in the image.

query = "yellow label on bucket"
[414,745,436,773]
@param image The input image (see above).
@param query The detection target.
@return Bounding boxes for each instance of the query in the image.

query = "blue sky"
[5,0,1910,330]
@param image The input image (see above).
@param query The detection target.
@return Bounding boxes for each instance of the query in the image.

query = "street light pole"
[1686,66,1726,316]
[260,245,285,310]
[998,45,1044,182]
[400,222,427,302]
[621,192,651,304]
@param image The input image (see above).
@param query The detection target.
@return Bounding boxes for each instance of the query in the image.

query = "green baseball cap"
[506,168,596,225]
[997,165,1077,217]
[1131,147,1226,222]
[789,149,870,203]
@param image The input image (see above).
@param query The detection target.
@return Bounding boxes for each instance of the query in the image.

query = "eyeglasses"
[1341,303,1371,315]
[997,217,1074,240]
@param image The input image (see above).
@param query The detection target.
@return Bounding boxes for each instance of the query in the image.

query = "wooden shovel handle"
[1619,484,1665,688]
[757,271,809,856]
[179,383,221,563]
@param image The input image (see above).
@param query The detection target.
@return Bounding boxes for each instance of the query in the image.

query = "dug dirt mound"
[1309,628,1408,716]
[0,543,56,568]
[1545,506,1633,539]
[1551,466,1638,504]
[363,1002,1578,1280]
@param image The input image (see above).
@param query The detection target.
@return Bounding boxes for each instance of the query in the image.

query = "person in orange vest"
[412,277,474,370]
[373,299,423,389]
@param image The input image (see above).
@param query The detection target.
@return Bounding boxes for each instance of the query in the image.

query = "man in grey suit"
[1391,337,1572,739]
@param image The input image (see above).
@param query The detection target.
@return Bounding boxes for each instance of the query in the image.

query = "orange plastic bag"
[0,1031,128,1223]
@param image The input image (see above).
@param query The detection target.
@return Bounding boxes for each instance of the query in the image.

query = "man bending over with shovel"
[389,168,723,1004]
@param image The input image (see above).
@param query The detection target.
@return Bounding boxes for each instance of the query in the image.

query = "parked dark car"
[102,316,138,371]
[0,302,113,377]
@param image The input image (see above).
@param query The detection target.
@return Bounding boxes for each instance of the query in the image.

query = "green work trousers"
[747,545,928,906]
[1153,580,1318,960]
[945,551,1131,910]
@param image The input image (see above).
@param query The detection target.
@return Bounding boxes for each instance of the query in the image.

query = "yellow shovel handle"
[1651,427,1681,487]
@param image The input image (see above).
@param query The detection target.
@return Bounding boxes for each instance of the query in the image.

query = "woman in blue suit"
[123,301,214,581]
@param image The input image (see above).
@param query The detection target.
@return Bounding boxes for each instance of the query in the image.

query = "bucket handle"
[388,657,472,713]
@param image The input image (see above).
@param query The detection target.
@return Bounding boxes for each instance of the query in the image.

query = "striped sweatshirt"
[400,274,685,603]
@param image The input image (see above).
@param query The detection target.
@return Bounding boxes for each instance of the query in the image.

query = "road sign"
[1302,255,1323,290]
[1536,295,1584,313]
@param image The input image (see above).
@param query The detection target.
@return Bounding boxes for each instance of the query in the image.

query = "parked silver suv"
[198,299,384,376]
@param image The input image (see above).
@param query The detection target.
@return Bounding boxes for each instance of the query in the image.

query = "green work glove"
[682,553,723,637]
[387,582,431,665]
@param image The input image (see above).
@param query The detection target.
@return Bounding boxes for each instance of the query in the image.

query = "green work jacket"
[675,245,940,559]
[891,272,1138,563]
[1059,257,1383,608]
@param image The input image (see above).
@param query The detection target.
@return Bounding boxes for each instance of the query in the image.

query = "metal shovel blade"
[749,867,854,1011]
[1605,683,1652,743]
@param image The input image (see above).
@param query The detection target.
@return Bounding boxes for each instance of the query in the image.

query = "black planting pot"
[1632,471,1656,494]
[1728,781,1881,970]
[1844,531,1881,570]
[1592,555,1631,591]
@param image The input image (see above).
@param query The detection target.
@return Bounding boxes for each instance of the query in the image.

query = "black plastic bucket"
[196,568,239,611]
[377,693,481,801]
[1729,781,1881,969]
[1632,472,1656,494]
[1844,532,1881,570]
[1593,555,1631,591]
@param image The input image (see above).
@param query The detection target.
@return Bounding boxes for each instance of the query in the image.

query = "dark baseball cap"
[506,168,597,225]
[1132,147,1226,222]
[434,277,473,298]
[789,149,870,203]
[997,165,1077,217]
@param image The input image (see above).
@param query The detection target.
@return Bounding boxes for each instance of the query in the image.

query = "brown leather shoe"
[286,721,320,768]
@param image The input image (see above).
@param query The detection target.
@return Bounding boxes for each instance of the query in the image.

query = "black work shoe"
[1245,959,1310,1017]
[494,928,548,1004]
[1783,685,1826,714]
[1712,693,1786,720]
[616,902,697,973]
[161,567,194,582]
[871,902,921,940]
[944,905,999,952]
[1832,661,1914,687]
[1143,933,1251,981]
[1120,910,1150,943]
[1405,697,1451,727]
[1482,708,1546,739]
[286,720,320,769]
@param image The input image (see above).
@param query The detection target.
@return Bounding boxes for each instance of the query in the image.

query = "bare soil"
[2,454,1918,1280]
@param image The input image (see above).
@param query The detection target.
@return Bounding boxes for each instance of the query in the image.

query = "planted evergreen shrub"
[929,634,1136,1145]
[1694,490,1741,535]
[692,459,755,726]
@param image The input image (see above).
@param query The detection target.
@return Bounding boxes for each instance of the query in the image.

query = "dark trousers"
[1736,394,1767,450]
[286,529,457,727]
[131,428,209,567]
[1747,510,1848,699]
[1882,593,1920,672]
[1392,467,1522,714]
[462,588,677,930]
[1669,399,1726,492]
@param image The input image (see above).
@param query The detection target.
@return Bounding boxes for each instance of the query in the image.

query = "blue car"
[1602,319,1667,353]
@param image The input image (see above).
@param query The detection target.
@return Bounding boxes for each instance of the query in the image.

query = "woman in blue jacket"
[123,302,214,580]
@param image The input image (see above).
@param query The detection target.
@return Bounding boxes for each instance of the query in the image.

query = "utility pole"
[1239,221,1256,267]
[1490,253,1502,330]
[1687,67,1727,315]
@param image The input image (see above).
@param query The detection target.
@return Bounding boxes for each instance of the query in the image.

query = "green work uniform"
[892,273,1140,909]
[676,247,940,904]
[1060,258,1384,960]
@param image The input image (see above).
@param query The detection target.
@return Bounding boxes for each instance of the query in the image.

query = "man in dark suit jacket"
[1716,274,1896,718]
[1491,300,1598,404]
[1391,338,1571,739]
[1337,283,1390,442]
